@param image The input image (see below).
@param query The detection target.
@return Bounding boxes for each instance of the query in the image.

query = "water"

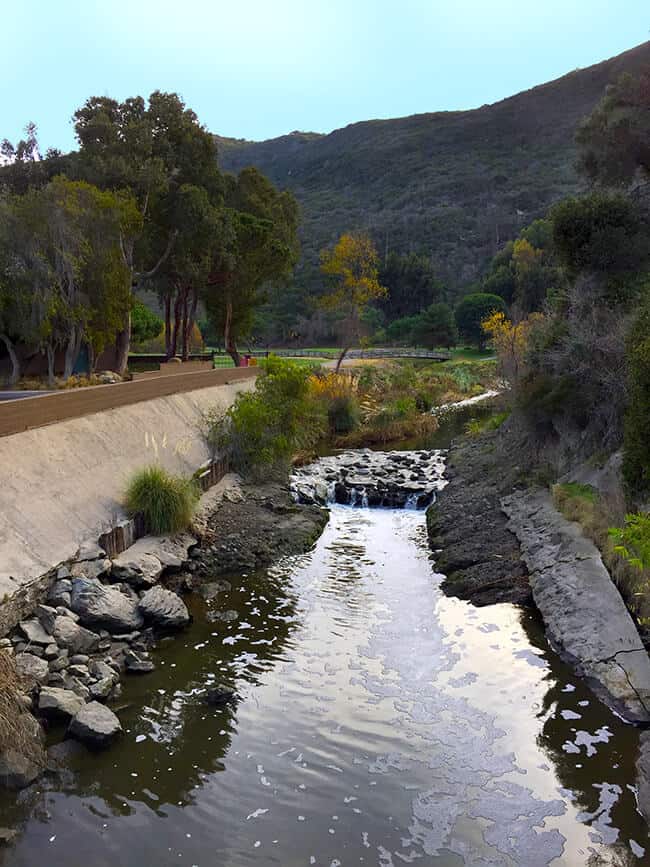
[2,433,649,864]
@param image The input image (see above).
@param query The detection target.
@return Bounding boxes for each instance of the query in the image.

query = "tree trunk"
[164,295,172,359]
[63,327,81,381]
[224,300,241,367]
[115,310,131,376]
[181,286,190,362]
[171,290,183,359]
[0,334,20,386]
[46,343,56,387]
[335,346,349,373]
[182,286,199,362]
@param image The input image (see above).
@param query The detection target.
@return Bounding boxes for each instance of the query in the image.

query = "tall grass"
[0,651,44,765]
[125,465,200,534]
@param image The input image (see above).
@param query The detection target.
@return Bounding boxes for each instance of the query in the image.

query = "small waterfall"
[290,449,446,511]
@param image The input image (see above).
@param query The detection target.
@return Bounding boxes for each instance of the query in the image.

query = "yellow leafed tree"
[320,232,387,371]
[482,311,544,385]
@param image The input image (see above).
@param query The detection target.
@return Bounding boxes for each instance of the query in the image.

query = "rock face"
[138,587,190,630]
[52,616,100,654]
[0,749,41,789]
[68,701,122,747]
[502,490,650,723]
[38,687,85,720]
[70,578,144,633]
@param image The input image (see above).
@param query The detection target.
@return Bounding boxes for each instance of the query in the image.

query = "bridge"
[243,348,452,362]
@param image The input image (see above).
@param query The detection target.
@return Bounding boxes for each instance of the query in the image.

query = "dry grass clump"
[0,650,44,765]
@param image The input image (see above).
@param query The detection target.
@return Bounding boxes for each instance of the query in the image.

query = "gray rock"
[0,639,11,650]
[38,687,85,720]
[35,604,58,634]
[89,660,117,681]
[67,664,90,682]
[208,609,238,623]
[637,731,650,824]
[70,558,112,581]
[68,701,122,748]
[76,540,107,562]
[52,616,100,654]
[89,677,115,700]
[48,578,72,608]
[43,644,59,661]
[27,645,44,657]
[49,650,69,673]
[47,673,65,687]
[18,619,52,646]
[56,565,71,580]
[15,653,49,684]
[138,587,189,630]
[0,750,41,789]
[203,684,237,706]
[70,578,144,633]
[111,552,163,588]
[56,607,78,621]
[47,739,89,766]
[62,675,90,701]
[199,580,231,601]
[502,490,650,723]
[69,654,89,665]
[124,650,155,674]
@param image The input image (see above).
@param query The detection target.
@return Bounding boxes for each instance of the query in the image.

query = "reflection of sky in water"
[2,505,648,866]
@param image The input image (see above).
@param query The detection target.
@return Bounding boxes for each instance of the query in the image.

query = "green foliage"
[203,357,324,478]
[623,296,650,499]
[327,395,360,434]
[554,482,598,504]
[550,192,649,281]
[410,302,458,349]
[609,514,650,571]
[377,252,445,320]
[465,410,510,437]
[124,465,199,534]
[454,293,506,349]
[131,300,163,345]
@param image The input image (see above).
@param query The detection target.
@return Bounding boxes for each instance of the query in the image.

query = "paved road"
[0,390,50,402]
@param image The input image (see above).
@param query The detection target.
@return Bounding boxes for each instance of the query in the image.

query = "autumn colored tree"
[320,233,387,371]
[455,293,505,350]
[482,311,544,384]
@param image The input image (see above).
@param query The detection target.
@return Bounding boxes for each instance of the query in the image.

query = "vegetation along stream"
[2,408,648,866]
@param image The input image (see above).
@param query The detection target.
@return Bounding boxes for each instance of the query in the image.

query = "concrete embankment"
[502,490,650,723]
[0,379,254,633]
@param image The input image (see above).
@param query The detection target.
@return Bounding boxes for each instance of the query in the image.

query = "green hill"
[215,41,650,293]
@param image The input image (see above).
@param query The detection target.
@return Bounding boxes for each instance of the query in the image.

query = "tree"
[378,252,444,320]
[411,302,458,349]
[131,300,163,346]
[72,91,222,372]
[577,69,650,186]
[206,168,299,366]
[320,232,387,371]
[455,293,506,350]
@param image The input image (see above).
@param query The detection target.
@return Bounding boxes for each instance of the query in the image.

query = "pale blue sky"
[1,0,648,152]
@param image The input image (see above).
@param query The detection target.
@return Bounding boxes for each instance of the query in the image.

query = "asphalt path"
[0,390,50,402]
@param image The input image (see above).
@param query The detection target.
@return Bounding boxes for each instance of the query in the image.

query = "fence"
[0,366,257,438]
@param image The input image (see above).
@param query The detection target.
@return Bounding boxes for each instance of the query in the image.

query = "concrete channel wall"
[0,375,256,633]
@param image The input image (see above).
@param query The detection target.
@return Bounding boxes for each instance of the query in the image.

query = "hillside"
[216,41,650,293]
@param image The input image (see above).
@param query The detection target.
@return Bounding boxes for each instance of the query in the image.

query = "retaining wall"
[0,376,255,633]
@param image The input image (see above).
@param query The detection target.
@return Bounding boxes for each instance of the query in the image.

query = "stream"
[2,406,649,865]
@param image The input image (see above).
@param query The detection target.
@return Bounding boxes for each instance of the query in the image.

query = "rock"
[207,609,238,623]
[89,677,115,700]
[47,673,65,687]
[38,687,84,720]
[0,750,41,790]
[0,827,18,845]
[26,645,44,657]
[15,653,49,684]
[138,587,190,630]
[35,604,58,634]
[47,739,89,766]
[89,660,117,681]
[0,639,11,650]
[199,580,232,601]
[76,540,107,562]
[111,552,163,588]
[56,607,78,621]
[68,702,122,748]
[18,619,52,645]
[203,684,237,706]
[62,675,90,701]
[124,650,155,674]
[69,654,90,665]
[56,565,71,580]
[70,558,112,581]
[70,578,144,633]
[43,644,59,661]
[48,578,72,608]
[52,617,100,654]
[49,652,69,673]
[637,731,650,824]
[503,489,650,723]
[67,664,90,682]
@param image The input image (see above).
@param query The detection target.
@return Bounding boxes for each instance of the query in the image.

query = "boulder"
[43,645,59,661]
[124,650,155,674]
[52,616,100,654]
[89,677,115,700]
[70,578,144,633]
[38,687,85,720]
[0,750,41,790]
[68,701,122,748]
[62,675,90,702]
[111,552,163,588]
[48,578,72,608]
[76,540,107,562]
[18,619,51,646]
[138,587,190,630]
[203,684,237,706]
[70,558,112,581]
[15,653,49,684]
[35,604,58,634]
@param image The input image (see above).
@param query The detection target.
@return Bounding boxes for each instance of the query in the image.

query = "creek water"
[2,408,649,865]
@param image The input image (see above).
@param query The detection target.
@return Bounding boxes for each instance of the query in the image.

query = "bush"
[327,394,360,434]
[455,293,506,349]
[610,513,650,571]
[623,297,650,500]
[125,465,199,534]
[203,356,325,479]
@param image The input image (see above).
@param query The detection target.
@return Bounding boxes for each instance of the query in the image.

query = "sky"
[1,0,648,153]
